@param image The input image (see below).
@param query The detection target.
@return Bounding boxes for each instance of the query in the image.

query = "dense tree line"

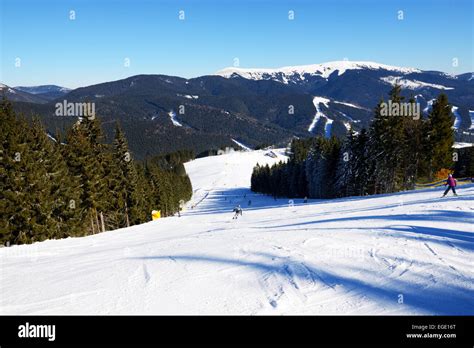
[252,86,469,199]
[0,99,192,245]
[13,94,291,160]
[454,146,474,179]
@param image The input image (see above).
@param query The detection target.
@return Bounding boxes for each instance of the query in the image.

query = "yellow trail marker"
[151,210,161,220]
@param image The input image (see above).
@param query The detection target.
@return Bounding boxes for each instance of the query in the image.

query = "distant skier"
[232,205,243,219]
[442,173,458,197]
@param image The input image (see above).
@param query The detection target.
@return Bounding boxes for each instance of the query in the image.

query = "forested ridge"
[0,99,192,245]
[252,86,474,199]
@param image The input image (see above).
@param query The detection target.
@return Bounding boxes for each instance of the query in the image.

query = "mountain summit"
[7,61,474,158]
[215,60,422,83]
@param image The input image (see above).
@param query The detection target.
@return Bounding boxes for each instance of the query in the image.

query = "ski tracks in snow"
[249,244,343,313]
[423,242,465,278]
[259,259,335,311]
[3,151,473,315]
[114,262,153,312]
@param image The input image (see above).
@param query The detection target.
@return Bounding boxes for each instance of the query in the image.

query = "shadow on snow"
[129,252,474,315]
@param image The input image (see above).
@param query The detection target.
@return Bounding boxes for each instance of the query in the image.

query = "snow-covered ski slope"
[1,150,473,315]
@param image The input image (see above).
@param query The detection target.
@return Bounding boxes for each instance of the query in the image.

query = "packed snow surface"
[333,100,368,110]
[452,106,462,129]
[231,139,252,151]
[381,76,454,90]
[1,150,473,315]
[168,111,182,127]
[308,97,330,133]
[324,118,333,138]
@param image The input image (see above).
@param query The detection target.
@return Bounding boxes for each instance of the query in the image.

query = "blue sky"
[1,0,472,88]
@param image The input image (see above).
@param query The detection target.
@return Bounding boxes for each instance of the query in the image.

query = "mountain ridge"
[215,60,424,81]
[5,60,474,159]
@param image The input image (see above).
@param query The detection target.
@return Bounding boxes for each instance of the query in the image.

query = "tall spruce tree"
[399,96,424,190]
[352,129,371,195]
[335,130,356,197]
[63,117,111,234]
[48,132,85,238]
[109,123,142,228]
[0,99,30,244]
[368,86,406,193]
[426,93,455,179]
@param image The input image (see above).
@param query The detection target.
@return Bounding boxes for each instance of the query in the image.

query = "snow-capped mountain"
[0,83,17,94]
[215,60,421,83]
[6,61,474,157]
[0,83,49,103]
[215,60,473,137]
[14,85,71,101]
[15,85,71,95]
[214,60,463,95]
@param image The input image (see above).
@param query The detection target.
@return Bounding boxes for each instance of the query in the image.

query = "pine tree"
[368,86,406,193]
[48,132,84,238]
[426,93,455,179]
[63,116,111,234]
[399,96,424,190]
[0,99,29,244]
[1,97,195,244]
[322,137,342,198]
[250,90,457,200]
[108,123,146,228]
[335,130,356,197]
[305,137,340,198]
[3,119,53,243]
[454,147,474,178]
[352,129,371,196]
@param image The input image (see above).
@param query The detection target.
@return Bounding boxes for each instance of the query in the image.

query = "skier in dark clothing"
[442,174,458,197]
[232,205,243,219]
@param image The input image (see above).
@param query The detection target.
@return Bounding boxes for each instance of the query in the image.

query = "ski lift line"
[415,183,445,188]
[190,191,210,208]
[421,177,472,185]
[415,177,472,188]
[416,179,446,187]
